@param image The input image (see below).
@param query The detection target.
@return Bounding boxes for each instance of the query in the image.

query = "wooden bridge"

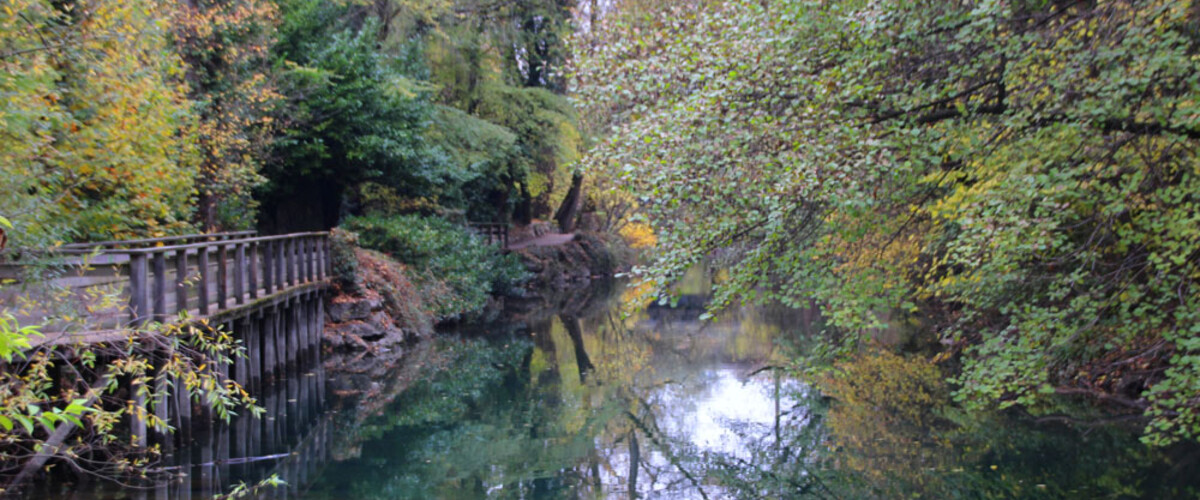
[2,231,331,342]
[0,231,333,460]
[467,221,510,248]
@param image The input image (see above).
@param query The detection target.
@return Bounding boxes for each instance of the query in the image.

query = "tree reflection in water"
[300,275,1199,499]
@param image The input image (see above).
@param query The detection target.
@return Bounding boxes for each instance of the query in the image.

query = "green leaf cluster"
[577,0,1200,444]
[342,214,529,317]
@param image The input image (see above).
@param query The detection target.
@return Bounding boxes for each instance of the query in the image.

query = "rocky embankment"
[321,239,434,396]
[509,231,627,291]
[321,229,630,356]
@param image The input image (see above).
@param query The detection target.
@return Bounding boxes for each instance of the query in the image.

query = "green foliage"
[0,0,198,245]
[173,0,281,231]
[475,83,581,216]
[425,105,521,221]
[215,474,286,499]
[341,214,529,316]
[577,0,1200,444]
[328,228,363,294]
[0,316,260,479]
[0,314,41,364]
[268,2,443,205]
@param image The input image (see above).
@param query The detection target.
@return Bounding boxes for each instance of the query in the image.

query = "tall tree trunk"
[553,172,584,232]
[515,183,533,225]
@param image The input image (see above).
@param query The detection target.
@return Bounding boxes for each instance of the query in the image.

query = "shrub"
[328,228,362,294]
[341,214,528,317]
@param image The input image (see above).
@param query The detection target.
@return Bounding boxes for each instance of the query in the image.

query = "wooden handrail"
[466,222,509,248]
[58,231,257,250]
[95,232,329,255]
[126,232,331,326]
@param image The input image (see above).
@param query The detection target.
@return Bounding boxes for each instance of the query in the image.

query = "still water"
[37,274,1200,498]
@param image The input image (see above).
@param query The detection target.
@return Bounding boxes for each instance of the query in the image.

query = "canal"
[31,272,1200,498]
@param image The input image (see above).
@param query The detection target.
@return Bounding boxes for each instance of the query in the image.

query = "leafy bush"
[341,214,528,317]
[328,228,362,294]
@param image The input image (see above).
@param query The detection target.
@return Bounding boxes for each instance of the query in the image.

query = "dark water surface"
[34,274,1200,499]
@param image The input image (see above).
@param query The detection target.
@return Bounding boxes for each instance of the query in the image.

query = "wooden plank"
[129,254,149,326]
[131,379,147,448]
[317,237,327,279]
[153,351,171,453]
[58,231,256,251]
[308,237,317,282]
[325,238,332,277]
[315,294,324,362]
[278,300,289,370]
[176,373,192,447]
[249,313,261,396]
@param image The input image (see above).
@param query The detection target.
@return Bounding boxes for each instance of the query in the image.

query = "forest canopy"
[0,0,583,243]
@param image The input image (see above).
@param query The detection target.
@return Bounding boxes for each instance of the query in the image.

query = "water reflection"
[38,269,1200,498]
[295,269,822,499]
[296,272,1199,499]
[27,360,331,500]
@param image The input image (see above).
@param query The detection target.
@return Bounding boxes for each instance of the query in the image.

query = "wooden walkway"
[1,231,332,344]
[506,232,576,250]
[466,221,576,250]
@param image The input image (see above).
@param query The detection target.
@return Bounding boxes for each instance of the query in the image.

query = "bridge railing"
[110,232,332,326]
[467,222,509,248]
[56,231,258,252]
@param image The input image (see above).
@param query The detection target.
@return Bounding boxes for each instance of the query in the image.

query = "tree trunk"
[514,183,533,225]
[553,172,584,233]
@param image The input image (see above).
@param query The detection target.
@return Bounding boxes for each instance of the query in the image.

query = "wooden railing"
[467,222,510,248]
[57,231,257,252]
[100,232,332,325]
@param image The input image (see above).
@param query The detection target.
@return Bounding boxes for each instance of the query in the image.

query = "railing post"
[263,240,274,294]
[249,241,259,299]
[198,247,210,315]
[175,249,188,316]
[277,238,286,289]
[217,243,228,309]
[153,251,167,321]
[286,238,296,287]
[129,253,149,326]
[234,242,246,305]
[304,237,314,283]
[317,236,326,280]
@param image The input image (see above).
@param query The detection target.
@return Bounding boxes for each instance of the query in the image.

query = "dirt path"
[506,232,575,250]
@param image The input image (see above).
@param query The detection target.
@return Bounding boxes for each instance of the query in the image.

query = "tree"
[173,0,282,231]
[575,0,1200,445]
[1,0,198,245]
[263,0,439,231]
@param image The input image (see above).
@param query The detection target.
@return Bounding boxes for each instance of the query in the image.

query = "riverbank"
[319,225,633,373]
